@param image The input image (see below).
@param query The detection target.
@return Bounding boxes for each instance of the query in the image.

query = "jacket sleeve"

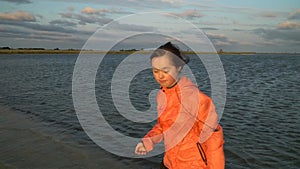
[142,90,165,152]
[142,123,163,152]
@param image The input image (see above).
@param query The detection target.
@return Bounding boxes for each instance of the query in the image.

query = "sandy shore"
[0,105,149,169]
[0,162,14,169]
[0,106,95,168]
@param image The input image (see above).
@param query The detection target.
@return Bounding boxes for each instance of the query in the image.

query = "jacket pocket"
[205,125,225,169]
[177,143,201,162]
[205,125,224,150]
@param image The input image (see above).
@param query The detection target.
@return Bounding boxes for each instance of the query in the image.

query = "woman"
[135,42,225,169]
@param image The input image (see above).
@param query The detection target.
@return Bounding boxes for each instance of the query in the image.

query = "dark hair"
[150,42,190,67]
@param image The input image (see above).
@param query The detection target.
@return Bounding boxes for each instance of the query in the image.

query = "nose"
[158,71,164,79]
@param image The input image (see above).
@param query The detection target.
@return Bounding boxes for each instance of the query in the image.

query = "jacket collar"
[160,76,192,93]
[160,76,196,92]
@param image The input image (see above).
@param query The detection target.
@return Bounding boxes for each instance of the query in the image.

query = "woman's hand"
[135,142,147,155]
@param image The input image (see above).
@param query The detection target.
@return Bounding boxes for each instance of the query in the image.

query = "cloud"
[0,25,75,42]
[108,33,172,50]
[254,28,300,42]
[68,6,75,12]
[75,14,113,25]
[201,27,218,31]
[81,6,133,15]
[81,7,108,15]
[288,9,300,20]
[0,27,66,40]
[0,26,31,36]
[259,12,278,18]
[50,0,188,11]
[161,0,183,4]
[277,21,300,29]
[169,9,204,19]
[0,0,31,4]
[109,21,157,32]
[60,12,73,19]
[59,12,113,25]
[49,19,77,27]
[205,33,237,46]
[0,25,88,49]
[0,34,85,49]
[0,20,92,35]
[232,28,245,31]
[60,6,133,26]
[0,11,36,22]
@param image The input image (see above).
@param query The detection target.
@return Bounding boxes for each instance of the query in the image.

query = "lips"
[159,80,167,83]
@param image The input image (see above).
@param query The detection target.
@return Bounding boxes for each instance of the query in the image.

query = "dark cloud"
[0,29,67,40]
[169,9,204,19]
[232,29,244,31]
[201,27,218,31]
[59,12,113,25]
[108,22,157,32]
[76,14,113,25]
[0,0,31,4]
[60,12,73,19]
[0,35,86,49]
[0,26,31,36]
[204,32,241,51]
[0,25,87,49]
[49,19,77,27]
[109,33,171,50]
[253,28,300,42]
[206,33,235,45]
[288,9,300,20]
[0,20,93,35]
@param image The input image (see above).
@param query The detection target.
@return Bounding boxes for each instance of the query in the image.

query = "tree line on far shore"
[1,46,259,54]
[0,47,79,51]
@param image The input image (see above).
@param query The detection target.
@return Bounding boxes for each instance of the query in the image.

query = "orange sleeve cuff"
[142,137,154,152]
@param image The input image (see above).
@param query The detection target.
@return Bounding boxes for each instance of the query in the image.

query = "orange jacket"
[142,76,225,169]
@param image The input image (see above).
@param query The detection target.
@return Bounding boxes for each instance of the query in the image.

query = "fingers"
[135,142,147,155]
[135,144,147,155]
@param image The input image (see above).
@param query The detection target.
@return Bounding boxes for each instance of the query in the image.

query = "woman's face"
[151,55,181,88]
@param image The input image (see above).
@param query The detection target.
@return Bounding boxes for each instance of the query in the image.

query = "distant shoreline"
[0,49,298,55]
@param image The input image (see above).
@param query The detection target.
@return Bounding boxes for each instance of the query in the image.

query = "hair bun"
[162,42,173,48]
[182,54,190,64]
[151,41,190,67]
[160,41,189,65]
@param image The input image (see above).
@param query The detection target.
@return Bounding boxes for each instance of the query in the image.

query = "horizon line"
[0,48,299,55]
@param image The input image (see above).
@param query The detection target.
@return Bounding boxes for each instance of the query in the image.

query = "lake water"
[0,53,299,169]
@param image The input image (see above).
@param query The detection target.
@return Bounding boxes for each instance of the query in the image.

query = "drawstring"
[196,142,207,166]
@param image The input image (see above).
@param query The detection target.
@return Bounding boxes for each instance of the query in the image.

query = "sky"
[0,0,299,52]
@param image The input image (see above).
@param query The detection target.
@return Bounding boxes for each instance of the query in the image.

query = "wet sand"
[0,106,148,169]
[0,162,14,169]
